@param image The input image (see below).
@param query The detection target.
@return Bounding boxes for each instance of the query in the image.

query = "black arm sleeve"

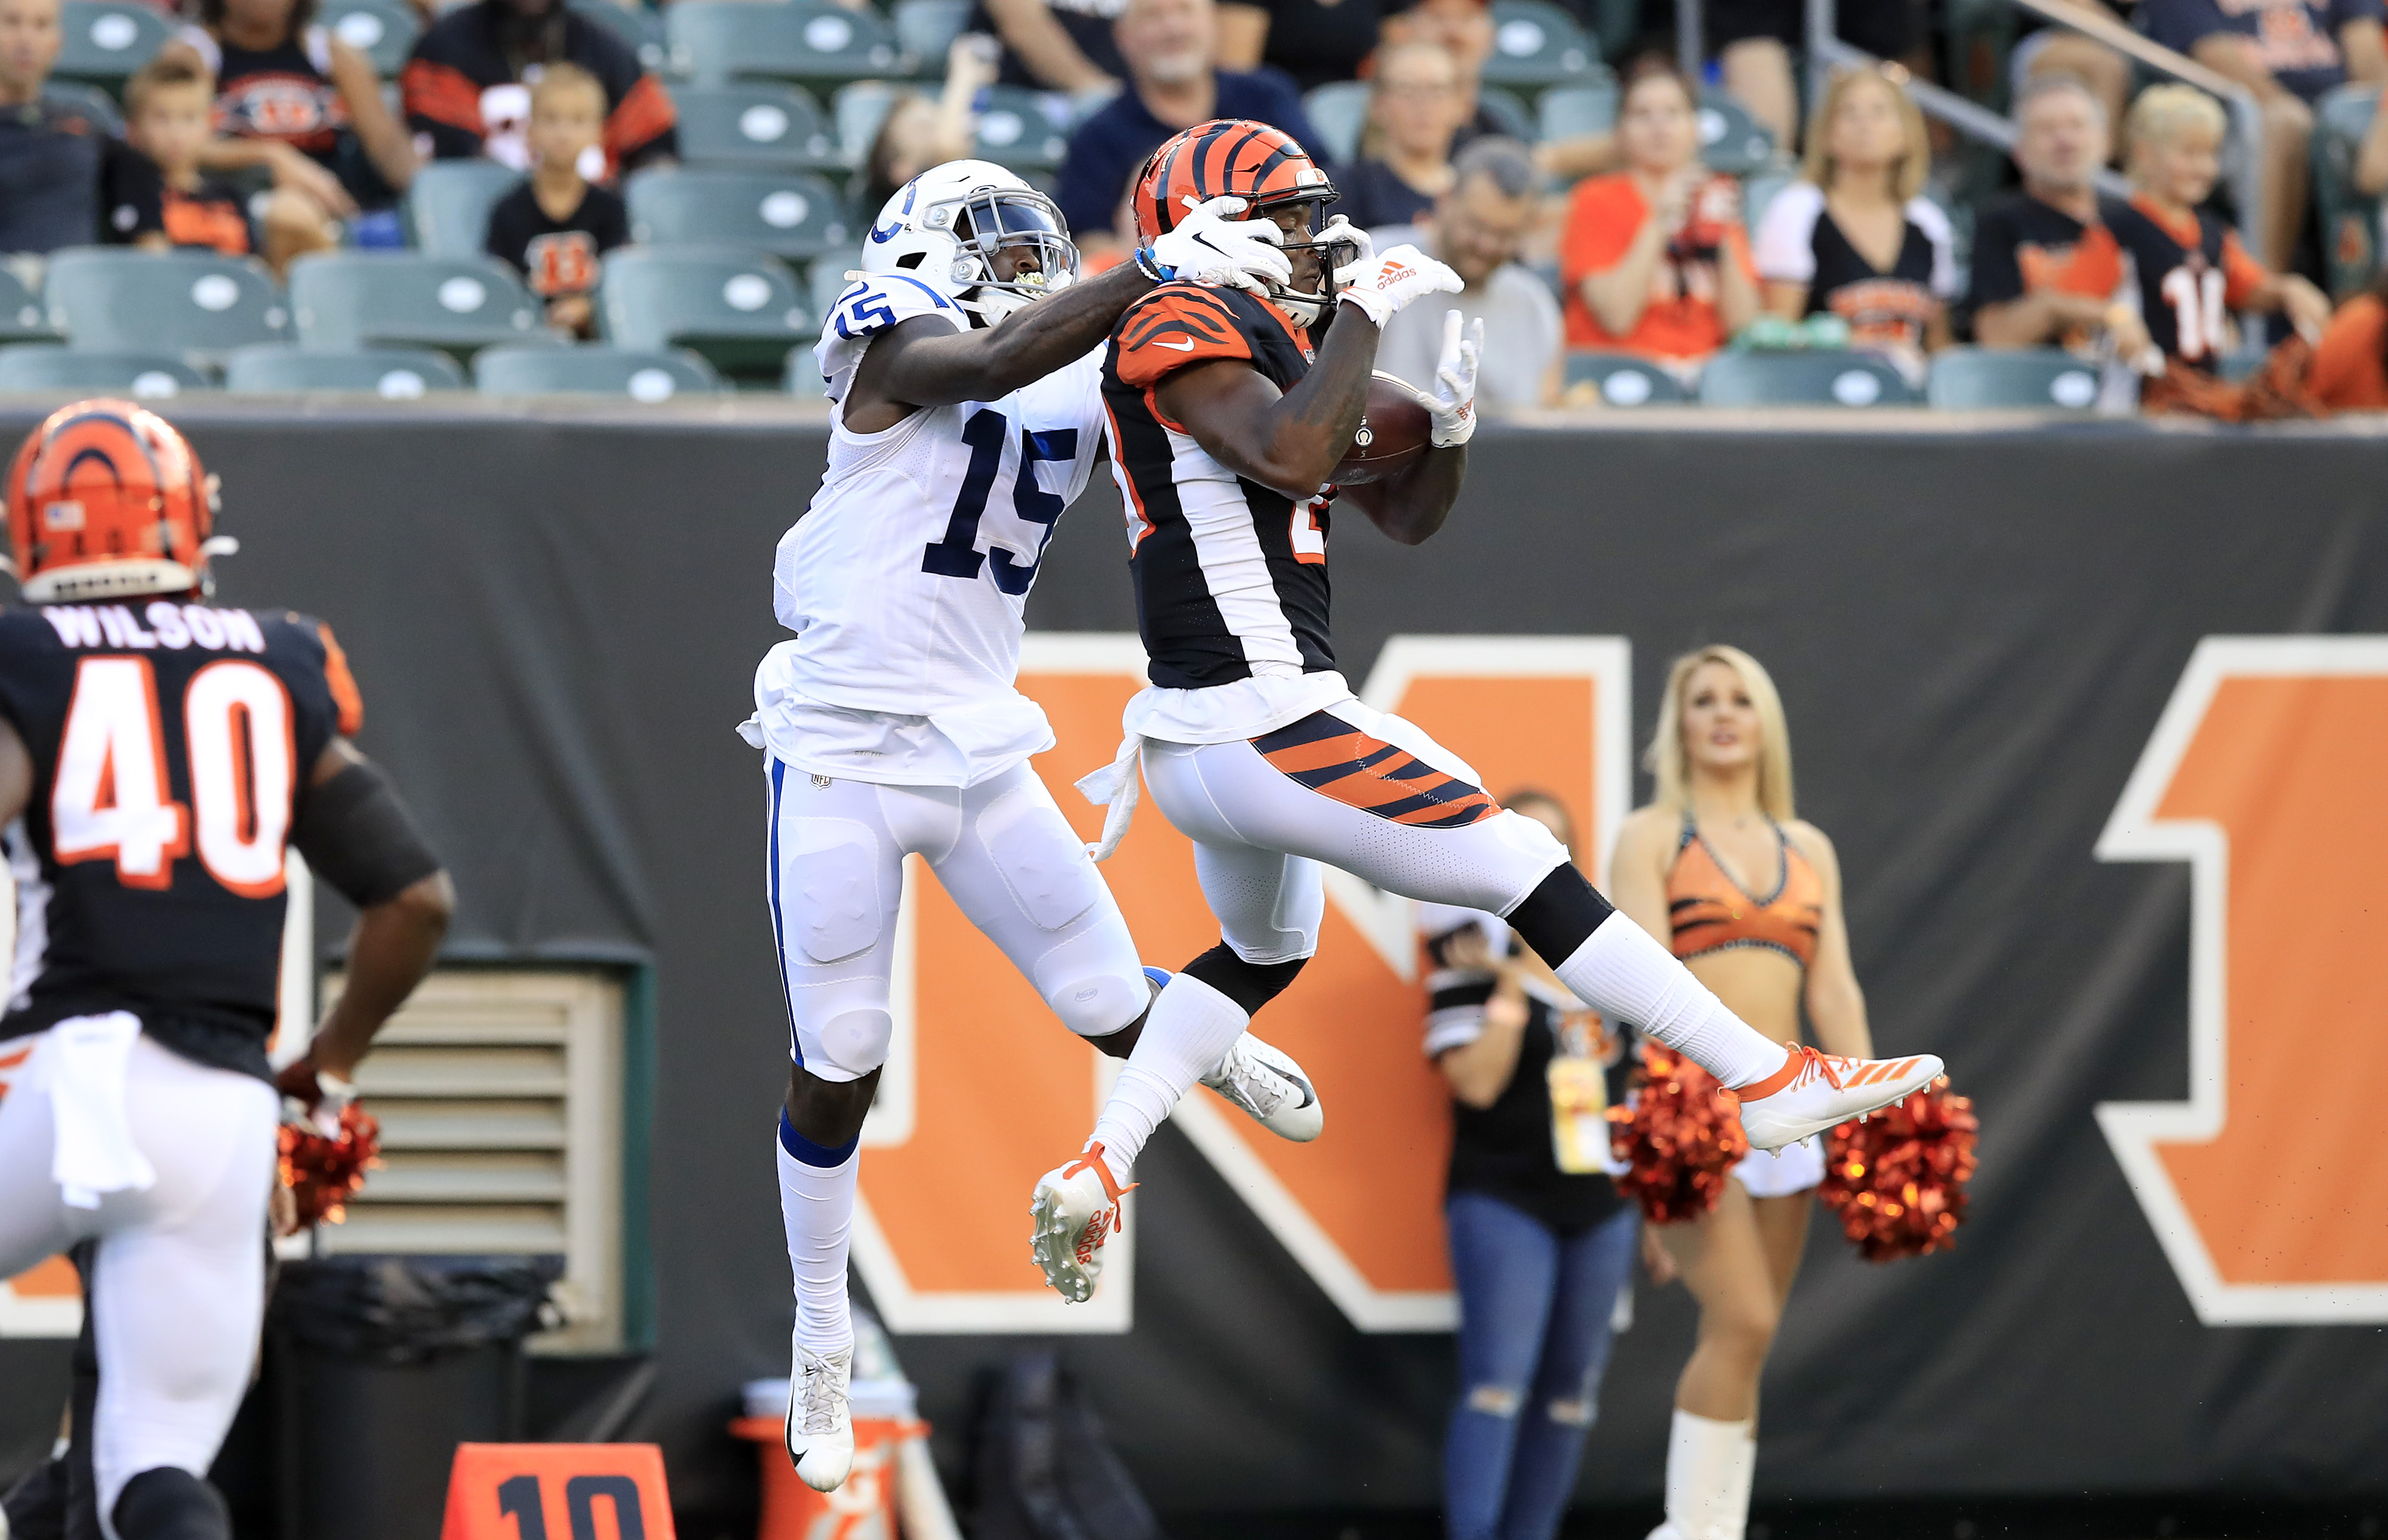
[291,760,443,908]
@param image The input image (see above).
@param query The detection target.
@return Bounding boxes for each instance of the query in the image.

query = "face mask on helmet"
[1254,193,1361,326]
[939,188,1081,325]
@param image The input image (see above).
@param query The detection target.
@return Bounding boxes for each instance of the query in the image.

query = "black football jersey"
[0,600,362,1081]
[1103,283,1336,692]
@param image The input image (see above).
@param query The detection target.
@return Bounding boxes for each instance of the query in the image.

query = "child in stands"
[484,63,628,340]
[125,54,324,274]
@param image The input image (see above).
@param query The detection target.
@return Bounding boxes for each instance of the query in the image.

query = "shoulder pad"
[1114,284,1256,390]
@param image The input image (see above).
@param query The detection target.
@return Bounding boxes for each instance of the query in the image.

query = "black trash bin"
[268,1256,554,1540]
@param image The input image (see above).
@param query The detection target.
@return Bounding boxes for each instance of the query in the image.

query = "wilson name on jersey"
[0,601,361,1080]
[1103,283,1333,692]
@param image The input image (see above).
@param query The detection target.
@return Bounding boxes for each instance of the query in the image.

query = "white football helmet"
[861,159,1080,326]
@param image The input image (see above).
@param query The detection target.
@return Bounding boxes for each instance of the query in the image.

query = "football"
[1332,372,1435,486]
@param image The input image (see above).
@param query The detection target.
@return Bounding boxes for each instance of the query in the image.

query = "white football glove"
[1321,214,1373,277]
[1426,310,1482,448]
[1335,243,1462,327]
[1140,195,1294,292]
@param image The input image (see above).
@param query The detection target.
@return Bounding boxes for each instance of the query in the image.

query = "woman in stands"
[1609,647,1884,1540]
[1560,56,1760,380]
[1426,791,1639,1540]
[1752,63,1953,381]
[171,0,419,250]
[1328,39,1471,232]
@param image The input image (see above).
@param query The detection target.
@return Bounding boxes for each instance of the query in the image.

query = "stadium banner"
[2,406,2386,1524]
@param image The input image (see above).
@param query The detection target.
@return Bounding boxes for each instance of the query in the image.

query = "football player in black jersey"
[0,401,451,1540]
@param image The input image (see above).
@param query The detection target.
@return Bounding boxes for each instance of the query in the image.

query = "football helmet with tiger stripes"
[4,400,230,603]
[1131,119,1358,325]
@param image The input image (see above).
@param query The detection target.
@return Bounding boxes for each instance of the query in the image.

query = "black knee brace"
[111,1470,229,1540]
[1503,865,1617,967]
[1182,945,1309,1014]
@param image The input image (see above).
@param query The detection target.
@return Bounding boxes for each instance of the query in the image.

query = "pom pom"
[278,1102,382,1229]
[1819,1077,1978,1262]
[1607,1044,1750,1224]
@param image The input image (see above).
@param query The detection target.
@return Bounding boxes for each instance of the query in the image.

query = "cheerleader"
[1608,646,1877,1540]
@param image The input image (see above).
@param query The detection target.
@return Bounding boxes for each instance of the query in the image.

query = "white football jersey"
[752,275,1109,786]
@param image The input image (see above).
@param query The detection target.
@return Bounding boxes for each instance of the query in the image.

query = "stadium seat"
[892,0,972,73]
[1696,350,1921,406]
[670,84,843,172]
[223,344,467,395]
[2312,83,2380,301]
[785,344,826,396]
[1927,348,2102,411]
[972,84,1070,172]
[52,1,173,91]
[1740,170,1793,232]
[0,268,57,344]
[42,249,287,366]
[288,252,542,356]
[1697,91,1777,177]
[1480,85,1537,143]
[808,250,862,319]
[834,81,901,165]
[569,0,667,72]
[625,168,852,261]
[1537,81,1617,143]
[1302,81,1370,166]
[1482,0,1598,90]
[0,344,208,397]
[405,159,522,261]
[1564,351,1688,405]
[598,246,812,382]
[474,344,725,398]
[319,0,418,76]
[41,80,121,134]
[667,1,902,88]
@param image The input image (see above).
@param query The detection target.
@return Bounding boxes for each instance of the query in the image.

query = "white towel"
[44,1012,156,1209]
[1074,736,1145,863]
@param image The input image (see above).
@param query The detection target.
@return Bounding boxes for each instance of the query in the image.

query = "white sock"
[1663,1408,1755,1540]
[1554,914,1789,1089]
[1722,1426,1757,1540]
[1087,972,1249,1181]
[777,1113,858,1358]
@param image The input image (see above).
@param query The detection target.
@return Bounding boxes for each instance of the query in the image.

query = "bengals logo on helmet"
[4,399,221,604]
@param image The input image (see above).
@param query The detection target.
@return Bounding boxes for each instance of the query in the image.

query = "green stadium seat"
[52,1,173,91]
[42,249,288,366]
[893,0,972,72]
[41,80,122,134]
[670,84,843,172]
[809,250,862,319]
[1479,84,1537,142]
[1697,350,1921,406]
[1925,348,2103,410]
[1302,81,1370,166]
[0,268,58,344]
[570,0,667,72]
[972,84,1071,172]
[625,168,853,261]
[1482,0,1598,90]
[1697,91,1776,176]
[1564,351,1687,405]
[405,159,522,261]
[1537,81,1617,143]
[668,1,902,88]
[834,81,901,165]
[0,344,208,397]
[474,344,725,398]
[598,246,813,382]
[2312,82,2380,301]
[289,252,542,356]
[223,344,467,394]
[320,0,419,77]
[785,344,827,396]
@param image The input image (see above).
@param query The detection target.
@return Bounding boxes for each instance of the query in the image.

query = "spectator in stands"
[0,0,164,257]
[1701,0,1923,152]
[126,53,322,273]
[1755,63,1953,378]
[970,0,1125,97]
[1561,57,1758,374]
[2141,0,2386,272]
[403,0,677,177]
[1334,40,1468,231]
[1424,791,1638,1540]
[2354,64,2388,193]
[1381,0,1500,144]
[861,35,999,216]
[485,63,624,339]
[1052,0,1318,256]
[174,0,418,240]
[1370,137,1560,408]
[2008,1,2133,141]
[1218,0,1385,92]
[1968,73,2128,348]
[2309,274,2388,406]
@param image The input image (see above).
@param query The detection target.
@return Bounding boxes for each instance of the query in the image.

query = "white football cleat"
[784,1340,853,1492]
[1201,1033,1323,1142]
[1734,1045,1943,1150]
[1029,1141,1133,1304]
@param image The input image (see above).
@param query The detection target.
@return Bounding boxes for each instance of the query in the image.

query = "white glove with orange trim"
[1426,310,1483,448]
[1334,243,1461,326]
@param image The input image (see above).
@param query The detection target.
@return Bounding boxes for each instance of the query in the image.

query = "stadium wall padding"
[3,404,2387,1528]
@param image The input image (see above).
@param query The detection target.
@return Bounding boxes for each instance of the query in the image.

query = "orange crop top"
[1666,816,1823,969]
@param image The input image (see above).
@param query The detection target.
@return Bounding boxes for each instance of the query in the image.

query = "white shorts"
[0,1019,276,1540]
[1136,699,1572,965]
[764,755,1150,1082]
[1733,1133,1825,1198]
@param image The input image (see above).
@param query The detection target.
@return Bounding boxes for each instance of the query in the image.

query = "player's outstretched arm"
[862,261,1161,415]
[1156,303,1381,498]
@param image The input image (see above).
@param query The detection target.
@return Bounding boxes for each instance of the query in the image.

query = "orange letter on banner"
[440,1444,675,1540]
[2098,638,2388,1325]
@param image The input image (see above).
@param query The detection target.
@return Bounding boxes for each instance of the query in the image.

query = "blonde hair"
[1645,645,1796,821]
[1800,65,1930,202]
[531,60,606,118]
[2125,83,2226,158]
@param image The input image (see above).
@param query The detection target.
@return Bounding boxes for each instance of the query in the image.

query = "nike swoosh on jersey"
[1155,336,1197,351]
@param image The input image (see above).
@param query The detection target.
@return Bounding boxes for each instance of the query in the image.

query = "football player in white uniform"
[745,158,1332,1493]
